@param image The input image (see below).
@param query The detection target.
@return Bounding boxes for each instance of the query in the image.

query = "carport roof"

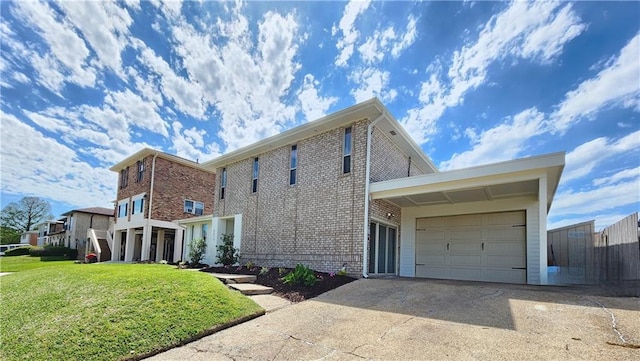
[370,152,565,212]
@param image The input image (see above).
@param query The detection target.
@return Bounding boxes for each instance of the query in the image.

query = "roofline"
[61,208,114,217]
[370,152,565,210]
[547,219,595,233]
[109,148,214,173]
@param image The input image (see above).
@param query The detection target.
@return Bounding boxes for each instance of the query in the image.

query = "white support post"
[173,229,184,263]
[124,229,134,262]
[141,225,152,261]
[539,176,548,285]
[156,229,165,262]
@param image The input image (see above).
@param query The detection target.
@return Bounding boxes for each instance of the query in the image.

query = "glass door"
[368,222,397,275]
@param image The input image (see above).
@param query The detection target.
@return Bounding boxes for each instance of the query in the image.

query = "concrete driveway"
[149,278,640,360]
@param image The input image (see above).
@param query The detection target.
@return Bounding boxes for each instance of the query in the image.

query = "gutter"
[143,152,160,261]
[362,113,385,278]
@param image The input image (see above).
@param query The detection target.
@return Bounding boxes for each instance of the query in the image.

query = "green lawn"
[0,255,75,272]
[0,262,263,361]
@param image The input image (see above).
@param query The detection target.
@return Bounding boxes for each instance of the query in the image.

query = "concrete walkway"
[0,272,12,277]
[149,278,640,360]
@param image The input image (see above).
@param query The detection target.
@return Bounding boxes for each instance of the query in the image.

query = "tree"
[0,226,20,245]
[0,197,53,233]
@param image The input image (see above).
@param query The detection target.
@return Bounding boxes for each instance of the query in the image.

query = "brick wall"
[370,127,430,182]
[115,155,215,223]
[151,157,215,221]
[214,119,369,275]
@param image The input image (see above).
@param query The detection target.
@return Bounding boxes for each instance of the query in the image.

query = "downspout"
[362,113,385,278]
[144,152,160,261]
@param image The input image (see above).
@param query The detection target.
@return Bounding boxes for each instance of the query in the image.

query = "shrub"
[259,266,269,275]
[3,246,32,256]
[282,264,317,286]
[29,246,78,260]
[86,253,98,263]
[216,234,238,266]
[245,261,254,269]
[3,246,31,256]
[187,238,207,265]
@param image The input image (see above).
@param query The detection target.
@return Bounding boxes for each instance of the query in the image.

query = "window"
[118,202,128,218]
[136,159,145,182]
[184,200,204,216]
[220,167,227,200]
[120,167,129,189]
[132,197,144,215]
[201,223,208,241]
[343,126,352,174]
[289,145,297,185]
[252,157,259,193]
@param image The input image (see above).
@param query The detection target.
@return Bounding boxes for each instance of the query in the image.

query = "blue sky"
[0,0,638,231]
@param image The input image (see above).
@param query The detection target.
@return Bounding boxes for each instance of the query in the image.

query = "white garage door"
[415,211,526,284]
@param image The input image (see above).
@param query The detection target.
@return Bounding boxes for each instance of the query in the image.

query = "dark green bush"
[29,246,78,260]
[3,246,32,256]
[216,234,238,266]
[282,264,317,286]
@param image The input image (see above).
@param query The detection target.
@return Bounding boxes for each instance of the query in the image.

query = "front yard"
[0,260,263,361]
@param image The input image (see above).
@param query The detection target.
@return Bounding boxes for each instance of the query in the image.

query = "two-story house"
[109,149,215,263]
[199,98,564,285]
[35,219,63,247]
[57,207,114,260]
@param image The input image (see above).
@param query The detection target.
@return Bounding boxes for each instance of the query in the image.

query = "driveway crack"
[379,316,415,341]
[587,297,627,344]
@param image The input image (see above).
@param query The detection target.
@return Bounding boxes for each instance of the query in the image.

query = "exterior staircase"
[87,229,113,262]
[210,273,273,295]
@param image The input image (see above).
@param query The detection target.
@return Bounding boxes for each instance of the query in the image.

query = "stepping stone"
[228,283,273,295]
[210,273,256,284]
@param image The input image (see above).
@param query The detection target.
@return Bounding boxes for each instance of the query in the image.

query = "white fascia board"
[109,148,211,173]
[173,214,214,224]
[371,152,564,194]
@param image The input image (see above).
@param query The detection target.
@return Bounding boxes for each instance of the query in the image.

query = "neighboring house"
[109,149,215,263]
[58,207,114,260]
[19,230,38,246]
[35,220,63,247]
[199,98,564,285]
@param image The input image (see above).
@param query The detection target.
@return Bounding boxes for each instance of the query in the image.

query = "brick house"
[109,149,215,263]
[199,98,565,284]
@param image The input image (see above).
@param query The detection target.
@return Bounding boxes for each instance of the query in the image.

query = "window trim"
[343,126,352,174]
[252,157,259,193]
[120,167,129,189]
[220,167,226,200]
[136,159,145,182]
[184,199,204,216]
[289,144,297,185]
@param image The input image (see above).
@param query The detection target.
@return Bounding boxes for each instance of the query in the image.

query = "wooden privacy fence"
[548,212,639,290]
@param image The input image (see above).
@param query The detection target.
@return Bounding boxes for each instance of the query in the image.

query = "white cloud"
[105,89,169,137]
[12,1,96,91]
[350,68,397,103]
[403,1,585,144]
[593,166,640,186]
[0,111,116,209]
[440,108,545,169]
[334,0,371,67]
[550,177,639,218]
[55,1,134,74]
[297,74,338,121]
[551,33,640,132]
[391,15,417,58]
[563,130,640,182]
[170,122,220,162]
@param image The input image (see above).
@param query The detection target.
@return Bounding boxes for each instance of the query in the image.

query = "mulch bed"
[201,266,356,303]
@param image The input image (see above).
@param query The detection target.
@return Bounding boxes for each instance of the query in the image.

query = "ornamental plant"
[282,264,317,286]
[216,234,238,266]
[86,253,98,263]
[188,238,207,266]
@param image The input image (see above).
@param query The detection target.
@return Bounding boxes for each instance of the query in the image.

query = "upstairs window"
[289,145,297,185]
[118,202,128,218]
[343,126,352,174]
[120,167,129,189]
[136,159,145,182]
[184,200,204,216]
[132,197,144,215]
[252,157,259,193]
[220,167,227,200]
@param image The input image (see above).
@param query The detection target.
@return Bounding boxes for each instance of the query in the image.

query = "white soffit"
[370,152,565,210]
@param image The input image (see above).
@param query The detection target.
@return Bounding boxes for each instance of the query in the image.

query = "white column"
[233,214,242,254]
[173,229,184,263]
[124,229,135,262]
[141,225,152,261]
[156,229,165,261]
[539,176,548,285]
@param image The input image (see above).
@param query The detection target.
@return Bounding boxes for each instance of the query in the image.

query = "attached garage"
[368,153,565,285]
[415,211,526,284]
